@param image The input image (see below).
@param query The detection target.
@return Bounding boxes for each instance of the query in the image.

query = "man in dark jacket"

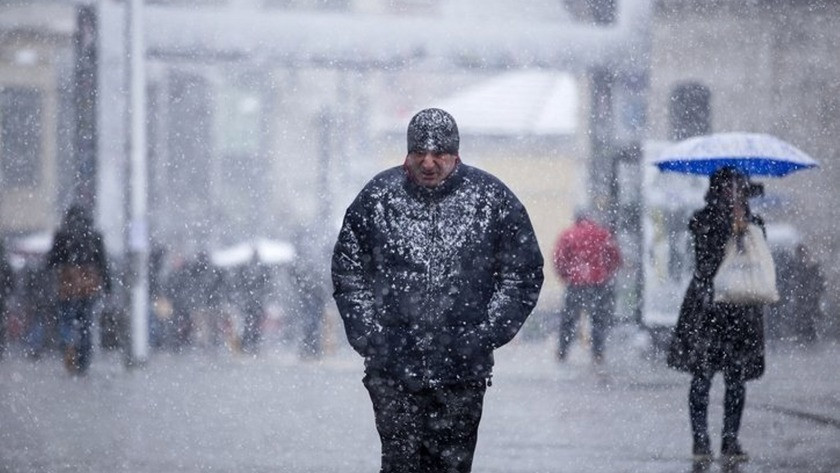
[47,204,111,374]
[332,108,544,473]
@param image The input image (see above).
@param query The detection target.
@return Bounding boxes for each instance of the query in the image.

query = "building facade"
[0,4,75,238]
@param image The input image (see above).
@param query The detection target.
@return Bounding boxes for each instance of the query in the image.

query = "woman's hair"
[61,204,93,231]
[705,166,749,205]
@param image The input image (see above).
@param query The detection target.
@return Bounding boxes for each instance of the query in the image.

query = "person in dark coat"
[667,167,767,462]
[785,243,825,343]
[0,242,14,359]
[181,251,226,349]
[21,259,58,358]
[332,108,544,473]
[165,256,195,351]
[238,255,272,354]
[291,238,328,360]
[46,205,111,374]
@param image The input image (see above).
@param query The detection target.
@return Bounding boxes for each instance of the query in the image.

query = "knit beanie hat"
[406,108,460,155]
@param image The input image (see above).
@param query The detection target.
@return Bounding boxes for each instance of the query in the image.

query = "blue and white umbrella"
[652,132,819,177]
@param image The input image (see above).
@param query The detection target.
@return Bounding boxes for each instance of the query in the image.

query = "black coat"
[667,205,766,380]
[0,250,13,307]
[46,219,111,299]
[332,163,544,388]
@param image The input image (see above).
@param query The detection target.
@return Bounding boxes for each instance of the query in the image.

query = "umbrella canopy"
[211,239,296,267]
[11,231,53,255]
[652,132,819,177]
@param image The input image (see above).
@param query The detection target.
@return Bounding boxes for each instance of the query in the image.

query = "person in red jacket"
[553,210,621,363]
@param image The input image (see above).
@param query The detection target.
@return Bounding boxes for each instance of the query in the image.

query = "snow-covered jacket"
[332,163,544,388]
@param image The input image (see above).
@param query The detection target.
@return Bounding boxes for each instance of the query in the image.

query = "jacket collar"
[403,161,465,201]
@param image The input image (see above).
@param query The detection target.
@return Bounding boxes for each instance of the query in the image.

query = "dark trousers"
[689,369,746,443]
[240,302,264,353]
[557,284,613,359]
[0,301,6,357]
[298,293,324,358]
[363,374,487,473]
[58,298,95,372]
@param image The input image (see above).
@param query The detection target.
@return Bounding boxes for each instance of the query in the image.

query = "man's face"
[404,151,459,188]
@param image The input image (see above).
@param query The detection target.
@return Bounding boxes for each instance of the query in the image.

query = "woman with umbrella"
[666,166,767,463]
[655,132,818,462]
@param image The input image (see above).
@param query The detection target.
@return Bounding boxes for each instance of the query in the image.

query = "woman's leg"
[689,372,713,456]
[76,298,95,373]
[556,287,582,360]
[721,370,746,456]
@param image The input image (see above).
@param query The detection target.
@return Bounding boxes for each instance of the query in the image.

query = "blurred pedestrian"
[46,205,111,374]
[238,255,271,354]
[147,244,168,349]
[787,243,825,343]
[98,258,127,352]
[552,209,621,364]
[165,255,194,351]
[0,242,15,359]
[667,167,768,462]
[182,251,226,349]
[291,238,328,360]
[21,259,57,358]
[332,108,544,473]
[766,247,795,342]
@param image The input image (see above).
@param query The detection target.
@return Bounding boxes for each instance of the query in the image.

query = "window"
[1,87,43,187]
[668,82,711,141]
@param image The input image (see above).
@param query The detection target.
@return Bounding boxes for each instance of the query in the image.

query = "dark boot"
[692,433,712,461]
[721,437,748,463]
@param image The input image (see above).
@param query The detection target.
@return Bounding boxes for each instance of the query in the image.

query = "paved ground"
[1,328,839,473]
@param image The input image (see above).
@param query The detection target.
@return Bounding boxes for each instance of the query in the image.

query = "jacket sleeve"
[331,198,382,357]
[480,193,544,349]
[553,233,572,281]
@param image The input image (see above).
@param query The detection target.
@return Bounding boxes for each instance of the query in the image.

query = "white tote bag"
[713,223,780,304]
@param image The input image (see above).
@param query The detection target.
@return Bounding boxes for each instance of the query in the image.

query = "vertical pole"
[588,67,615,220]
[73,5,98,208]
[127,0,149,365]
[316,107,332,228]
[586,0,618,222]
